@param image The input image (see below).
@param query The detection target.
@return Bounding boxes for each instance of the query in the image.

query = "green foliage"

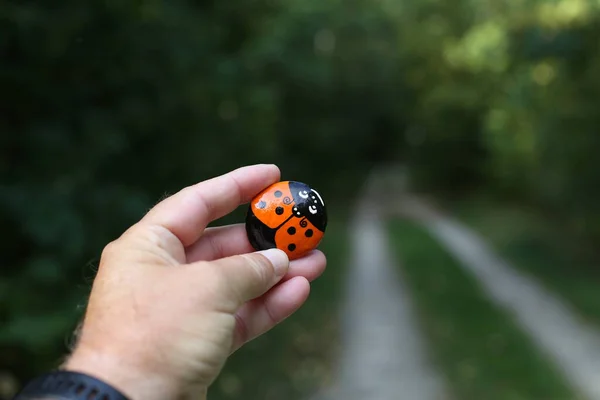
[399,0,600,239]
[4,0,600,394]
[1,0,400,392]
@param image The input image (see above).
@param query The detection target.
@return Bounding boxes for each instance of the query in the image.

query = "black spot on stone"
[275,206,284,215]
[305,229,314,237]
[257,201,266,209]
[274,190,283,198]
[287,227,296,235]
[288,243,296,251]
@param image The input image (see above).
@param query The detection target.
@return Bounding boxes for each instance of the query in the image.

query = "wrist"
[63,345,201,400]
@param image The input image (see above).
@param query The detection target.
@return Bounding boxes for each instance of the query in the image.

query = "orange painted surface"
[249,181,295,229]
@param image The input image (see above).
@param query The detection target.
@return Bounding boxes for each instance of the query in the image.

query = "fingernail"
[258,248,289,277]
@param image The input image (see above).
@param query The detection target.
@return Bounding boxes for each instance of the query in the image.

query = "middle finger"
[186,224,327,282]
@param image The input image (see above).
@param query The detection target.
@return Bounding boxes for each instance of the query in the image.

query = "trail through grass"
[453,199,600,328]
[388,218,578,400]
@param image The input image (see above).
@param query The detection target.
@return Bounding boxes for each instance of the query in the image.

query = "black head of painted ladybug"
[288,181,327,232]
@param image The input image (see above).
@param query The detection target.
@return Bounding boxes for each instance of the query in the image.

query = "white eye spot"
[309,205,317,214]
[297,212,301,216]
[299,190,309,199]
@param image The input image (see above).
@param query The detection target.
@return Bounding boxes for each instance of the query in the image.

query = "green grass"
[388,219,578,400]
[209,208,349,400]
[452,198,600,328]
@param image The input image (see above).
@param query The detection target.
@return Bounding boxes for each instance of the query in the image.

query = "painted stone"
[245,181,327,260]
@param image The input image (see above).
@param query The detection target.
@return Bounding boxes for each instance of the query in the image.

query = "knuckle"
[100,239,119,261]
[98,239,122,271]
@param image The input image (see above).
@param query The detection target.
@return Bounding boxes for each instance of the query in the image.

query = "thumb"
[204,248,290,306]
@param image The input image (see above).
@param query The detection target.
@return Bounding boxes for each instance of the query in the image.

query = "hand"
[63,164,327,400]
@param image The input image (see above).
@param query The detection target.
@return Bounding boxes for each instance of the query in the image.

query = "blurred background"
[3,0,600,399]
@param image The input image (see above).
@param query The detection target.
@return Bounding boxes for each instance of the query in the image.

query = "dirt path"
[316,188,447,399]
[398,195,600,400]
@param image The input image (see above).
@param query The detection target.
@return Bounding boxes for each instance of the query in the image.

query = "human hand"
[63,164,327,400]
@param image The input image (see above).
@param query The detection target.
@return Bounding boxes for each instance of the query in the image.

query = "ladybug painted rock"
[246,181,327,260]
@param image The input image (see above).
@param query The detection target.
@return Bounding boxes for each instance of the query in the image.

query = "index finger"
[141,164,280,246]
